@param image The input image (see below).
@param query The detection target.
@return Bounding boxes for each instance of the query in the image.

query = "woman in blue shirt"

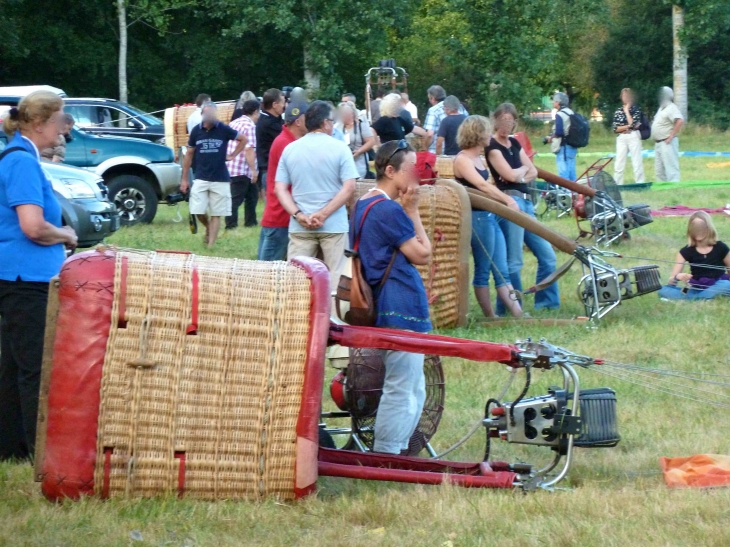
[351,140,432,454]
[0,91,77,461]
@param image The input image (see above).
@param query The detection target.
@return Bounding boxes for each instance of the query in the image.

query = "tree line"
[0,0,728,127]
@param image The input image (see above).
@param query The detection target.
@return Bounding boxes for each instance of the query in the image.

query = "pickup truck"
[0,88,182,225]
[62,126,182,225]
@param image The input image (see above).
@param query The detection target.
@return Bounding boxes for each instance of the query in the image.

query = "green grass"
[3,133,730,547]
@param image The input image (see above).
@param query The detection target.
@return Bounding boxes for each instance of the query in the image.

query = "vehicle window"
[109,107,139,128]
[122,104,162,126]
[66,105,95,127]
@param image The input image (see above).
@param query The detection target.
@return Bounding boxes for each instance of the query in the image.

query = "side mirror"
[127,119,143,129]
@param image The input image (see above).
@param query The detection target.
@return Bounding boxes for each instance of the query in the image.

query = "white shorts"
[189,179,232,217]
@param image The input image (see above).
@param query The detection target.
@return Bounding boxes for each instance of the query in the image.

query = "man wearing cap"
[258,101,309,261]
[547,92,577,181]
[274,101,359,292]
[181,102,247,248]
[651,86,684,182]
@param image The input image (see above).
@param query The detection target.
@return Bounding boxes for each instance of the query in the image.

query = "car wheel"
[107,175,158,226]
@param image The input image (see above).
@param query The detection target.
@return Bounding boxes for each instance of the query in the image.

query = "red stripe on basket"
[174,451,186,498]
[118,256,128,328]
[102,447,112,499]
[186,268,199,335]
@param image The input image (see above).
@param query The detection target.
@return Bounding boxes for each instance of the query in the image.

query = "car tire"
[107,175,158,226]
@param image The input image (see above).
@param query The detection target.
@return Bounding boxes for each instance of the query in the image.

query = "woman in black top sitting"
[371,93,427,144]
[453,115,522,318]
[658,211,730,300]
[486,102,560,314]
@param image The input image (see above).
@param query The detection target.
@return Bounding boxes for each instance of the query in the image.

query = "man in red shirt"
[258,101,308,260]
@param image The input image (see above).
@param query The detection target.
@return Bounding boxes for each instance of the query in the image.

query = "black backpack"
[638,111,651,140]
[562,110,590,148]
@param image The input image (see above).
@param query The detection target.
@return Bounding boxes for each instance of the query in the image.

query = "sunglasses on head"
[386,139,408,163]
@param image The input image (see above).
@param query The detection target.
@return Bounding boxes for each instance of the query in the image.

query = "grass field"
[2,132,730,547]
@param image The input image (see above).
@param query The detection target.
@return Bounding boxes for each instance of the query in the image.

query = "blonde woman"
[371,92,427,144]
[335,101,375,179]
[453,116,522,318]
[659,211,730,300]
[0,91,77,460]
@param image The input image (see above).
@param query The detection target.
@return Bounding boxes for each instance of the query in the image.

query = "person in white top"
[186,93,211,134]
[651,86,684,182]
[401,92,419,125]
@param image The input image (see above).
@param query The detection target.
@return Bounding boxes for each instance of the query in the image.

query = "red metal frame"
[322,324,522,489]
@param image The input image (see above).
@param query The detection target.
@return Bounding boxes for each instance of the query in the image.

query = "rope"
[587,367,730,410]
[433,368,516,459]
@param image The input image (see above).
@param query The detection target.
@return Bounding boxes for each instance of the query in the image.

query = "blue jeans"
[257,227,289,261]
[556,145,578,181]
[496,197,560,314]
[259,171,267,195]
[657,280,730,300]
[471,211,510,289]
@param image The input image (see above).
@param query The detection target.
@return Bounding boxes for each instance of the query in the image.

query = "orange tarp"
[659,454,730,489]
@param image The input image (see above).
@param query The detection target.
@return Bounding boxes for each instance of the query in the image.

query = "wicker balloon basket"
[36,249,331,502]
[434,155,456,179]
[350,180,471,328]
[163,103,236,152]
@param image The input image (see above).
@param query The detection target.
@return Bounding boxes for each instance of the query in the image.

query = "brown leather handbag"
[336,198,397,326]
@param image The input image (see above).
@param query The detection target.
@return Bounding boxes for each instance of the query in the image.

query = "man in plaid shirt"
[423,85,468,154]
[225,99,260,229]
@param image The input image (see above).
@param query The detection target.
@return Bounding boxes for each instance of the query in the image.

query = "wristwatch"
[292,210,302,219]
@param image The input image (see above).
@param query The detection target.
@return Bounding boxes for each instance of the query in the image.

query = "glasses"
[386,139,408,163]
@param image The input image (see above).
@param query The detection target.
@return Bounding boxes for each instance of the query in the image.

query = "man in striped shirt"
[225,99,260,229]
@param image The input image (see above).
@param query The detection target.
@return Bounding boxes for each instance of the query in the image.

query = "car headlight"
[60,178,96,199]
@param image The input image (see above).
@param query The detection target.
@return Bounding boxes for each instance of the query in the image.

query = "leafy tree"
[209,0,407,98]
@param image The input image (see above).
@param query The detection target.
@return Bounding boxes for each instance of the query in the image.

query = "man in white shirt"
[186,93,211,134]
[651,86,684,182]
[401,92,419,124]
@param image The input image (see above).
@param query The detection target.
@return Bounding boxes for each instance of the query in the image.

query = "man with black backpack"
[547,92,589,181]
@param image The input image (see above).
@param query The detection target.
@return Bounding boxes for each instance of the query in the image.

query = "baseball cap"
[285,101,308,123]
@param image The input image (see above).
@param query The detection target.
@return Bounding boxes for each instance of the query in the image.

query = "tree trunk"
[672,4,688,120]
[303,46,320,95]
[118,0,128,103]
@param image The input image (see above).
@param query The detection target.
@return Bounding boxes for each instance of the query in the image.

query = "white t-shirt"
[186,108,202,133]
[651,102,683,141]
[404,101,418,121]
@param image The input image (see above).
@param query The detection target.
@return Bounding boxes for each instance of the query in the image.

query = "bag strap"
[353,197,386,251]
[0,147,25,162]
[352,196,398,288]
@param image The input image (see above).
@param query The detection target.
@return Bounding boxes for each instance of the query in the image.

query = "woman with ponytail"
[0,91,77,461]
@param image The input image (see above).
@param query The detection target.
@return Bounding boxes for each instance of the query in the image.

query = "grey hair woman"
[335,101,376,179]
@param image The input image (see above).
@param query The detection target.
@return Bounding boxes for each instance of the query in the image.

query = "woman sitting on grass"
[658,211,730,300]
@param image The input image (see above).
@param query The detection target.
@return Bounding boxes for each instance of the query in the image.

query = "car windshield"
[121,103,163,126]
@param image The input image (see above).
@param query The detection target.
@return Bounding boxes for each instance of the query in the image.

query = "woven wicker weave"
[93,251,312,500]
[351,181,469,328]
[165,103,236,152]
[435,155,456,179]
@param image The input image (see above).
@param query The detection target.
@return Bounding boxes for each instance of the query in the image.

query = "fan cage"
[346,348,445,456]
